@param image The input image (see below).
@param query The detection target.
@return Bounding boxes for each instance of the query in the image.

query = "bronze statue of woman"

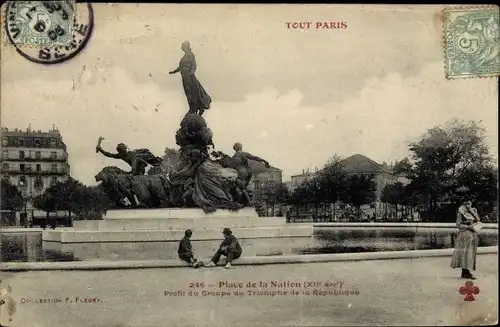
[169,41,212,116]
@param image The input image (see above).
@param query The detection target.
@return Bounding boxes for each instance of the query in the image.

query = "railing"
[1,155,68,162]
[1,168,69,175]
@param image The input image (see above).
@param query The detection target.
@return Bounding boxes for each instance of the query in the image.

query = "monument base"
[42,208,314,261]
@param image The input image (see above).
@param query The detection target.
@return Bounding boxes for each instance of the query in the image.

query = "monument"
[42,41,313,261]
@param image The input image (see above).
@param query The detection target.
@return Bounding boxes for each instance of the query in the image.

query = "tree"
[287,177,324,219]
[381,182,407,219]
[33,178,79,216]
[393,157,412,175]
[33,178,111,220]
[32,192,56,217]
[288,183,310,218]
[1,179,25,211]
[317,155,348,221]
[302,177,324,218]
[162,147,180,174]
[456,164,498,215]
[259,181,290,216]
[340,174,377,219]
[71,185,110,220]
[147,147,180,175]
[405,119,494,214]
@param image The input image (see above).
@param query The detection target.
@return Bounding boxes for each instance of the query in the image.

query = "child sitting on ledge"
[205,228,242,269]
[178,229,203,268]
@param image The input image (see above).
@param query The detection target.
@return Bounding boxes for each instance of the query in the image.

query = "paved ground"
[0,254,497,327]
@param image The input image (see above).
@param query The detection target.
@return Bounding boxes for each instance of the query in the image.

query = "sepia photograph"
[0,2,498,326]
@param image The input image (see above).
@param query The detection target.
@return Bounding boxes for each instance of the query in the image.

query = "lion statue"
[95,166,171,208]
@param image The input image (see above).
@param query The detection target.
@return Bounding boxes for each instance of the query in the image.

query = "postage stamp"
[3,1,94,64]
[443,6,500,79]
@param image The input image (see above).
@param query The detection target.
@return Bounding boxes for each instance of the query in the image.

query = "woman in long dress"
[169,41,212,116]
[450,198,481,279]
[192,157,243,213]
[173,147,242,213]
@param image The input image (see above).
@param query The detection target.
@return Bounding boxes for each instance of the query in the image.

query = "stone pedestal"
[42,208,314,261]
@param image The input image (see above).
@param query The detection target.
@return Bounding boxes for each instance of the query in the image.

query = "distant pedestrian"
[178,229,203,268]
[451,198,481,279]
[205,228,242,269]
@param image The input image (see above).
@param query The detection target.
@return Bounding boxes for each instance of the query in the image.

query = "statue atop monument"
[93,42,275,213]
[169,41,212,116]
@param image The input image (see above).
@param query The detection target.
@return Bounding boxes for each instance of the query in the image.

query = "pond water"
[0,227,498,263]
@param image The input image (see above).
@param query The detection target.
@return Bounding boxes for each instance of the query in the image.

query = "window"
[19,151,25,159]
[51,176,58,185]
[36,164,41,172]
[19,176,27,187]
[20,164,25,172]
[35,151,41,159]
[35,138,42,146]
[51,163,58,172]
[50,139,57,147]
[34,177,44,189]
[1,137,7,146]
[2,163,9,171]
[2,150,8,159]
[50,151,57,159]
[18,138,25,146]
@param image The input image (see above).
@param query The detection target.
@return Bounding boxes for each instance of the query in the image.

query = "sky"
[1,4,498,185]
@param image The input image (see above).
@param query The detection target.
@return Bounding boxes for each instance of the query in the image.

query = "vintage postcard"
[0,3,498,327]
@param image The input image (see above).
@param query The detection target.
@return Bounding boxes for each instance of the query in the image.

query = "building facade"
[339,154,410,202]
[289,169,317,192]
[0,126,70,223]
[247,160,283,194]
[244,160,283,216]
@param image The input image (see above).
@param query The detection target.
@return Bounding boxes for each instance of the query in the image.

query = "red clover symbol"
[459,281,480,301]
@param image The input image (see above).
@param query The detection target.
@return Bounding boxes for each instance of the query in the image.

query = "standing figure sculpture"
[96,137,163,175]
[213,142,270,206]
[169,41,212,116]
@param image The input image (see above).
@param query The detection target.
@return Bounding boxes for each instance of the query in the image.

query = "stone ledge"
[313,222,499,229]
[104,207,259,220]
[42,225,313,243]
[74,217,286,230]
[1,246,497,271]
[0,228,43,233]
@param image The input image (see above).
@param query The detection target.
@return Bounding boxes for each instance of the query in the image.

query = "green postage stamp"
[443,6,499,79]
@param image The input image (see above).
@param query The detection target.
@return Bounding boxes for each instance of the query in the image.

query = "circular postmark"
[4,1,94,64]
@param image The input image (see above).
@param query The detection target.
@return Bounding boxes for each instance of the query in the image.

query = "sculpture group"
[95,41,270,213]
